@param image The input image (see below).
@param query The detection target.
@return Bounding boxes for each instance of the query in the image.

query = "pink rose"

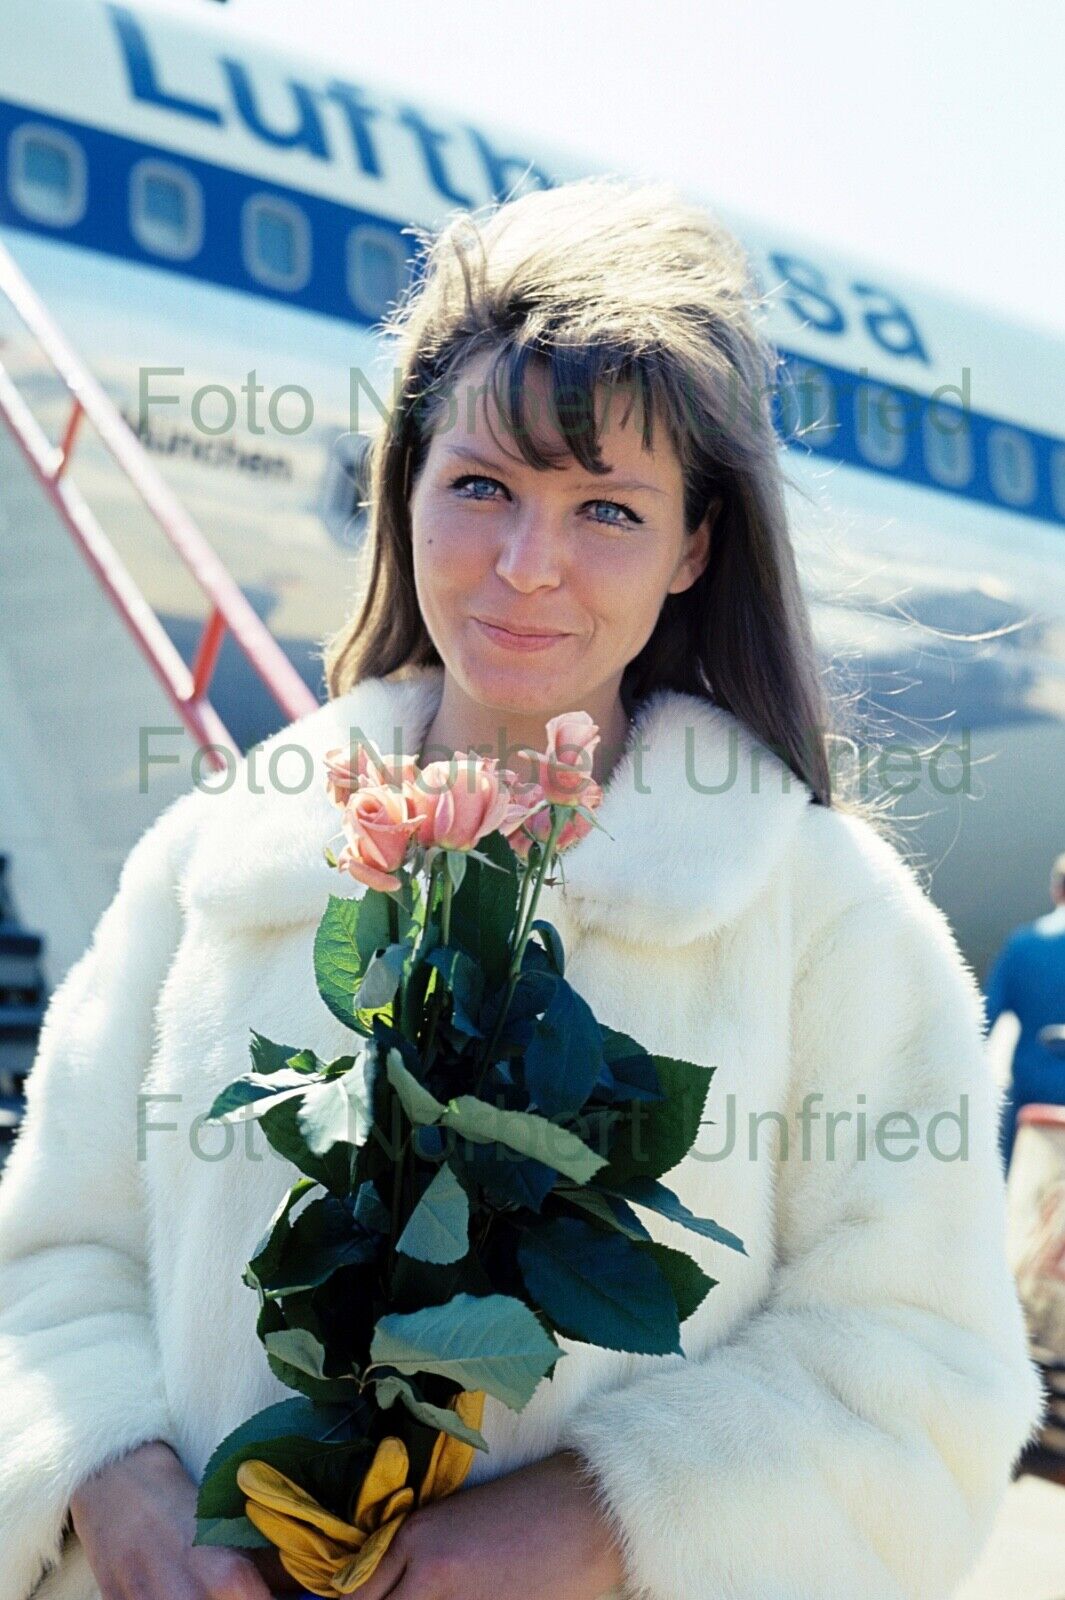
[498,784,550,862]
[336,781,423,891]
[407,753,516,852]
[505,824,534,863]
[501,776,604,859]
[324,741,421,807]
[553,779,603,850]
[533,711,601,805]
[324,747,358,808]
[499,785,546,838]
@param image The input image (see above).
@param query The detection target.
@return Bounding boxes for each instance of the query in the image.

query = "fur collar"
[182,666,814,946]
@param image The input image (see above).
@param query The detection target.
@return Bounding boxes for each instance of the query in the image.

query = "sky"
[164,0,1065,342]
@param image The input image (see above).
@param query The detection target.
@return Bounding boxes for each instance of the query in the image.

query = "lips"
[473,618,571,652]
[475,618,569,638]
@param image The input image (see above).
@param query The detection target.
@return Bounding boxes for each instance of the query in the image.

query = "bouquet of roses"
[192,710,745,1596]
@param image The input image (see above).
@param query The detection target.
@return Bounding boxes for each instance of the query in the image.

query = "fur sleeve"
[557,825,1046,1600]
[0,790,203,1600]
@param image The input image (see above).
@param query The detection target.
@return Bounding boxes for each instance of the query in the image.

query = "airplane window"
[923,402,973,488]
[1050,446,1065,523]
[854,382,908,469]
[241,194,312,291]
[347,224,408,320]
[319,430,373,550]
[130,159,204,261]
[8,123,87,227]
[987,425,1037,508]
[778,360,837,449]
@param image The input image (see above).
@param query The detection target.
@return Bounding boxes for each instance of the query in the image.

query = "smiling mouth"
[475,617,570,637]
[473,618,571,649]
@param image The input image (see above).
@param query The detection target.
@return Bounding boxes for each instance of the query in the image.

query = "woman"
[0,176,1043,1600]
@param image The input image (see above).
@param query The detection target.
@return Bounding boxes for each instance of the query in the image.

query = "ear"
[668,495,720,595]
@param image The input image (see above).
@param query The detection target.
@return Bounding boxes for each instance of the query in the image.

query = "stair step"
[0,923,44,990]
[0,1004,46,1034]
[0,1042,36,1078]
[0,1005,45,1078]
[0,1094,24,1131]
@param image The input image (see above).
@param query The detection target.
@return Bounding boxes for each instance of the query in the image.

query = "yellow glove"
[237,1390,486,1596]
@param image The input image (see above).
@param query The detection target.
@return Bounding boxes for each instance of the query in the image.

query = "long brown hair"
[326,175,858,812]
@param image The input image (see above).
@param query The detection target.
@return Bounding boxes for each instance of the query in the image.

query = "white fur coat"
[0,666,1045,1600]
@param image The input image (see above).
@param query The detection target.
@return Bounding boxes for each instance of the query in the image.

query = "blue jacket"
[984,903,1065,1170]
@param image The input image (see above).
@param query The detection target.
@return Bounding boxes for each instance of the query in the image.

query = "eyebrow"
[440,444,665,496]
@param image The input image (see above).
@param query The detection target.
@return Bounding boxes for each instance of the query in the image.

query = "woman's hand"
[354,1449,626,1600]
[69,1438,303,1599]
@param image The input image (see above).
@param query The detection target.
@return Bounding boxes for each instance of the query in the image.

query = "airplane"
[0,0,1063,1019]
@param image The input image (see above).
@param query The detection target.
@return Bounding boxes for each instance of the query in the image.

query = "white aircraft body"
[1,0,1063,994]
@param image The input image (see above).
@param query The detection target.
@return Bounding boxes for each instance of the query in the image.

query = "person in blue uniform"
[985,850,1065,1172]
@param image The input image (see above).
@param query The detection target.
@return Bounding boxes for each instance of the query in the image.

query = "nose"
[493,502,565,591]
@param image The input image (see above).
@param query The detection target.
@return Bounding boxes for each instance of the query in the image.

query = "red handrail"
[0,237,317,769]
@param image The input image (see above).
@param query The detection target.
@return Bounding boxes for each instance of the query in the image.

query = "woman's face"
[408,349,712,726]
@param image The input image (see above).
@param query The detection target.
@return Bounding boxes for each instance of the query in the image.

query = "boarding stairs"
[0,235,317,1160]
[0,852,45,1168]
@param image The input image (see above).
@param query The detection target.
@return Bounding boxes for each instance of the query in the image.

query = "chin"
[462,651,576,714]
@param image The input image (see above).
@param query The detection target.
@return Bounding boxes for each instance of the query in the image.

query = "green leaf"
[442,1096,606,1185]
[244,1176,317,1290]
[530,919,565,976]
[600,1027,641,1061]
[354,1179,391,1233]
[314,896,365,1028]
[257,1298,363,1404]
[454,1142,558,1213]
[463,845,512,873]
[250,1033,314,1075]
[603,1177,746,1255]
[571,801,612,838]
[263,1327,334,1380]
[448,831,520,989]
[397,1164,470,1264]
[634,1239,717,1324]
[354,942,409,1011]
[194,1397,372,1526]
[369,1291,559,1411]
[355,888,414,969]
[427,947,484,1037]
[297,1061,373,1155]
[262,1316,365,1403]
[480,967,555,1045]
[206,1067,318,1125]
[598,1057,713,1185]
[525,978,605,1117]
[385,1047,447,1125]
[552,1185,651,1241]
[567,1105,625,1161]
[258,1093,354,1193]
[374,1373,488,1450]
[599,1030,664,1102]
[517,1216,682,1355]
[446,850,468,893]
[255,1194,379,1297]
[287,1049,325,1074]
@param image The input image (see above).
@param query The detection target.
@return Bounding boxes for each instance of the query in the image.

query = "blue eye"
[587,498,642,527]
[450,473,503,502]
[448,474,643,528]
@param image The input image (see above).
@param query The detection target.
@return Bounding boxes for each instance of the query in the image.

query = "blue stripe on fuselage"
[1,97,1062,528]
